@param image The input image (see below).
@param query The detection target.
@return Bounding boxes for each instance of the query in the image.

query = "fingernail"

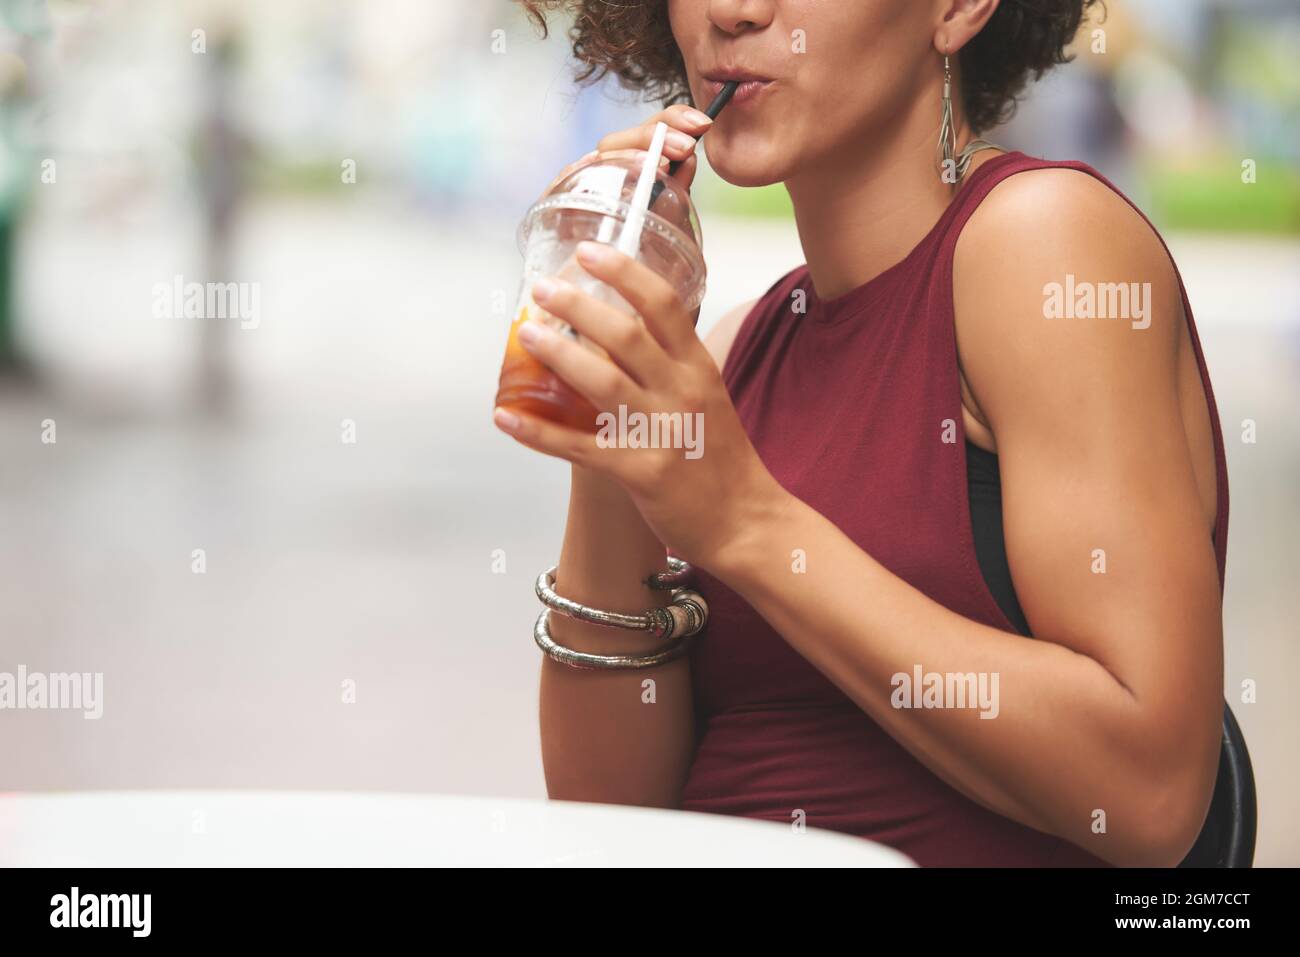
[494,407,521,431]
[579,149,600,163]
[667,131,696,151]
[517,319,546,345]
[684,109,714,127]
[577,241,611,265]
[532,278,557,303]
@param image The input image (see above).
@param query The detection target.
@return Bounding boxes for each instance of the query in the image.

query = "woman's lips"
[704,77,773,106]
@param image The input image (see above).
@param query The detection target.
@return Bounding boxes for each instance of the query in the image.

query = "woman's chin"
[705,149,787,189]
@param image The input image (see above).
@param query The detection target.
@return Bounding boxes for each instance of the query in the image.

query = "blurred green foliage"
[693,163,794,221]
[692,158,1300,236]
[1147,160,1300,234]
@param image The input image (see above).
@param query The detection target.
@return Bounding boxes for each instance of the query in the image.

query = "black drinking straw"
[648,80,739,209]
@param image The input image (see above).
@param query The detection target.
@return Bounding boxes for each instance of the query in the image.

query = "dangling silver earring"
[938,53,957,176]
[937,49,1002,187]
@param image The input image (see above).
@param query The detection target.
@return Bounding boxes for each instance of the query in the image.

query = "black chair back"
[1179,701,1256,867]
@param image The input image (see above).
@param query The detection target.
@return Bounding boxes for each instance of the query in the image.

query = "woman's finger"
[596,104,713,151]
[492,406,598,467]
[573,242,697,356]
[530,277,669,388]
[597,105,711,188]
[516,315,643,413]
[599,123,698,165]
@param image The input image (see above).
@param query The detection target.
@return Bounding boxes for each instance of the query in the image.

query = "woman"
[495,0,1227,867]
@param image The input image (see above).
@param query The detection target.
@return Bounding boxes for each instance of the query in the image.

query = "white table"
[0,791,913,867]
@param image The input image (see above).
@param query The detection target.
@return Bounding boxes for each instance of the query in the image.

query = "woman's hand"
[492,240,789,569]
[594,103,717,190]
[535,104,714,208]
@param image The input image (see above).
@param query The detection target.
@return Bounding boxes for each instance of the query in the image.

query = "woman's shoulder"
[951,157,1188,427]
[955,159,1184,345]
[958,159,1175,284]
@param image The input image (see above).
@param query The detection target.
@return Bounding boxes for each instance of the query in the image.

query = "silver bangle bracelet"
[535,565,708,641]
[648,556,693,591]
[533,608,696,670]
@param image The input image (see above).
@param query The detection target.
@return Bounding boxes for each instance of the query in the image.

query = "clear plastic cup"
[495,149,707,432]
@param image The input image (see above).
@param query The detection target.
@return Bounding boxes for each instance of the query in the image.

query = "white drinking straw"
[615,121,669,260]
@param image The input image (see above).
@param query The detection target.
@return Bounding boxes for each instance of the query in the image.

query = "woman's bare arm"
[538,297,754,806]
[697,171,1223,866]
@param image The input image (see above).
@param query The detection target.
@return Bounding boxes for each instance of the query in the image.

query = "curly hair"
[516,0,1102,133]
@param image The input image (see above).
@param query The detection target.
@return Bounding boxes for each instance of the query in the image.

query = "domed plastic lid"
[518,149,706,308]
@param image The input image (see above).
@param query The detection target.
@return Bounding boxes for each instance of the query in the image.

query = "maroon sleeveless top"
[678,152,1230,867]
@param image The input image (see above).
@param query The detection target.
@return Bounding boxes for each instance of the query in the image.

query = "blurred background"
[0,0,1296,864]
